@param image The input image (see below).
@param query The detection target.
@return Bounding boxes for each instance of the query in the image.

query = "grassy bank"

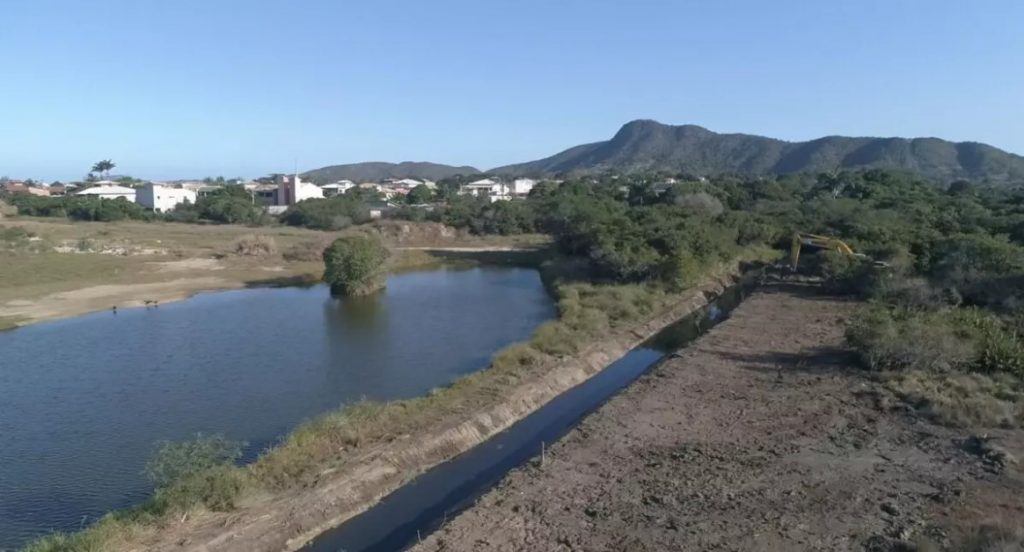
[22,245,776,552]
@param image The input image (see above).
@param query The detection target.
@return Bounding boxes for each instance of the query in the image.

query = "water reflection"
[0,267,555,550]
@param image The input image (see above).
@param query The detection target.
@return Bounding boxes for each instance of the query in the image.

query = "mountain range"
[301,161,479,184]
[491,120,1024,183]
[302,121,1024,184]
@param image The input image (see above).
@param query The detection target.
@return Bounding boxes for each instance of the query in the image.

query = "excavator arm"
[790,232,863,270]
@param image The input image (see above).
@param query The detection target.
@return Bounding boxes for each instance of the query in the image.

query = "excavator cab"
[789,232,886,272]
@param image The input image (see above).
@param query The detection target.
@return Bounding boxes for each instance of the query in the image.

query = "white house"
[136,183,197,212]
[321,180,355,196]
[276,175,324,206]
[392,178,424,188]
[512,178,536,196]
[75,185,137,201]
[460,178,518,202]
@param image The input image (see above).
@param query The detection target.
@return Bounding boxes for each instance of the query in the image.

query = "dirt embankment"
[411,285,1024,552]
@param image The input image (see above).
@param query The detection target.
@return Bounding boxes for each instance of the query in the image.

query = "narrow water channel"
[0,267,555,551]
[303,279,755,552]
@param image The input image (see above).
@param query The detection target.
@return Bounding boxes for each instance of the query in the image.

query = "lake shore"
[22,253,756,552]
[0,218,545,329]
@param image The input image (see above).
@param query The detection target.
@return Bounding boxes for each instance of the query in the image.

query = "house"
[136,183,197,212]
[391,178,424,188]
[321,180,355,197]
[248,183,279,205]
[196,185,223,198]
[75,185,137,201]
[512,178,536,196]
[276,175,323,206]
[459,178,514,202]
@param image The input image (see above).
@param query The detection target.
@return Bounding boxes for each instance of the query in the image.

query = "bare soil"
[411,284,1024,552]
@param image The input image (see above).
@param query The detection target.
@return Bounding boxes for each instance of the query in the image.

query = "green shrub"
[846,307,975,371]
[950,308,1024,376]
[144,434,245,511]
[870,276,950,310]
[816,250,879,296]
[281,195,371,230]
[322,234,390,296]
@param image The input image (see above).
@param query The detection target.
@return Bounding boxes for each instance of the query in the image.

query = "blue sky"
[2,0,1022,181]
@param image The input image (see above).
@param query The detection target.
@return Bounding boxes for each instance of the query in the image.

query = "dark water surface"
[0,267,555,550]
[304,280,755,552]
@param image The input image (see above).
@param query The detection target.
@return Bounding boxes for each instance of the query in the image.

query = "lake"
[0,267,555,550]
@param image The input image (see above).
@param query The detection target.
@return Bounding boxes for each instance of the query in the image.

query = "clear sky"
[2,0,1022,181]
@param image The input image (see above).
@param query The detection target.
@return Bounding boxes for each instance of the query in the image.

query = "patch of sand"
[0,277,236,324]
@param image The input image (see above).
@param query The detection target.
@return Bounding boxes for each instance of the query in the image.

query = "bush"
[816,250,879,296]
[232,234,277,256]
[870,276,950,310]
[8,194,150,221]
[846,307,975,372]
[144,434,245,511]
[322,234,390,296]
[674,192,724,217]
[952,308,1024,377]
[281,196,370,230]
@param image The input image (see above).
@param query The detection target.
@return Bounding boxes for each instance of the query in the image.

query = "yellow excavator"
[789,232,885,271]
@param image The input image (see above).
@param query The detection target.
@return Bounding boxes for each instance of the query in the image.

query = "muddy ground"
[411,284,1024,552]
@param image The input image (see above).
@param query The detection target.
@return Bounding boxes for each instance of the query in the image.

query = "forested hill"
[491,120,1024,184]
[302,161,480,183]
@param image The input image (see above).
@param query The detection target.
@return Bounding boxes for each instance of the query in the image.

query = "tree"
[91,160,116,179]
[406,184,434,205]
[322,235,390,296]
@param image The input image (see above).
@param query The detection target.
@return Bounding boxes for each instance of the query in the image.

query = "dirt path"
[411,284,1024,551]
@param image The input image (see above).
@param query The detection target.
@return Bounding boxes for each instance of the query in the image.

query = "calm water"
[0,267,555,550]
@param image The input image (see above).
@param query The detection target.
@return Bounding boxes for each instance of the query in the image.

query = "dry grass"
[231,234,277,257]
[888,370,1024,428]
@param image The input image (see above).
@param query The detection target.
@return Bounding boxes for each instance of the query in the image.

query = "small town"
[0,170,539,215]
[3,3,1023,552]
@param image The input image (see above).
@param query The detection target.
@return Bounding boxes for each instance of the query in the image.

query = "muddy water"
[303,280,755,552]
[0,267,555,550]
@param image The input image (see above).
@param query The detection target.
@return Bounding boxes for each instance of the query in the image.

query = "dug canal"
[302,278,755,552]
[0,267,555,550]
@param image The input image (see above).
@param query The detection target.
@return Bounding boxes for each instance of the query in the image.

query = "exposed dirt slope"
[411,284,1024,551]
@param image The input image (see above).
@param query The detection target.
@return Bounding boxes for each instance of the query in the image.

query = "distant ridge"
[491,120,1024,183]
[302,161,480,183]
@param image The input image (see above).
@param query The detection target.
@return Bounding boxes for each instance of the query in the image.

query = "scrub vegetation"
[322,234,390,296]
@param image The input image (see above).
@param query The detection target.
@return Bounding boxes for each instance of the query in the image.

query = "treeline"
[4,188,268,224]
[420,170,1024,416]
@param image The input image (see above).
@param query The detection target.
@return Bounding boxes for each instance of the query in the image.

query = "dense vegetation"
[3,187,269,225]
[5,194,150,222]
[492,119,1024,184]
[280,193,373,230]
[322,234,390,296]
